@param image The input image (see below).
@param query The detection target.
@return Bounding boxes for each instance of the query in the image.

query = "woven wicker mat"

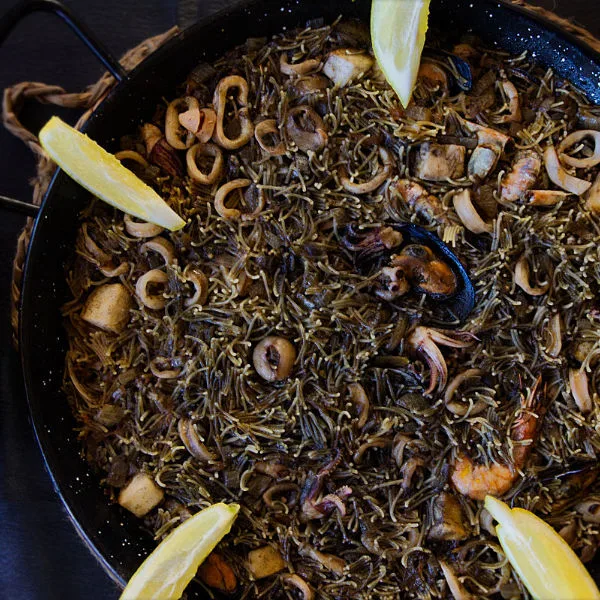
[5,3,600,348]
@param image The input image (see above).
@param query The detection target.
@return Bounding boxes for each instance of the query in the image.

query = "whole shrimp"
[451,376,544,501]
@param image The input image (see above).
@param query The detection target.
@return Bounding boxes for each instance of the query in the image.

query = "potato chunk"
[247,545,285,579]
[323,49,374,87]
[118,473,164,518]
[81,283,132,333]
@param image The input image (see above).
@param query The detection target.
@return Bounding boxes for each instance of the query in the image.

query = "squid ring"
[212,75,254,150]
[186,143,224,185]
[214,178,264,221]
[254,119,285,156]
[165,96,199,150]
[339,147,393,194]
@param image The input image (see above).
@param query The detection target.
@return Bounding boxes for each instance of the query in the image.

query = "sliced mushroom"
[254,119,285,156]
[322,48,374,87]
[212,75,254,150]
[165,96,199,149]
[140,236,177,266]
[81,284,132,334]
[183,265,209,307]
[186,142,224,185]
[576,500,600,524]
[280,53,321,76]
[413,143,466,182]
[118,473,164,518]
[541,313,562,358]
[452,188,493,234]
[124,214,164,238]
[439,561,475,600]
[289,74,330,97]
[347,382,369,428]
[524,189,570,206]
[135,269,169,310]
[444,369,488,416]
[339,147,393,194]
[149,356,181,379]
[543,145,592,196]
[286,105,328,152]
[569,368,593,414]
[514,254,549,296]
[214,178,264,220]
[428,492,470,541]
[178,418,218,462]
[557,130,600,169]
[247,546,285,579]
[253,336,296,381]
[299,545,346,576]
[141,123,183,178]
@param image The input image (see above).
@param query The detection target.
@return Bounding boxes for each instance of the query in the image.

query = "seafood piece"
[500,150,542,202]
[525,189,570,206]
[198,552,237,593]
[322,48,373,87]
[495,79,522,123]
[452,188,494,234]
[514,254,550,296]
[299,545,346,576]
[212,75,254,150]
[557,130,600,169]
[280,53,321,76]
[585,172,600,213]
[395,179,449,223]
[468,144,500,182]
[376,244,457,300]
[428,492,470,540]
[282,574,314,600]
[286,105,328,151]
[407,326,477,394]
[186,142,224,185]
[413,142,466,182]
[253,336,296,381]
[544,145,592,195]
[135,269,168,310]
[254,119,285,156]
[341,225,403,261]
[165,96,199,149]
[178,106,216,144]
[569,369,593,414]
[339,146,393,194]
[451,376,544,500]
[81,284,132,333]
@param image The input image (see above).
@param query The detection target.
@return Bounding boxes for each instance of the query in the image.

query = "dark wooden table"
[0,1,598,598]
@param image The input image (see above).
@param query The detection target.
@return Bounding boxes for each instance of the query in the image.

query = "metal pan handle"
[0,0,125,81]
[0,0,127,216]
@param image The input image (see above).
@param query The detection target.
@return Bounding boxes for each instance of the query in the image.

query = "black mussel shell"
[422,49,473,93]
[395,223,475,323]
[341,223,475,324]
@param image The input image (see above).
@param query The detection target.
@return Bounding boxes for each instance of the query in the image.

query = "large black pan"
[2,0,600,594]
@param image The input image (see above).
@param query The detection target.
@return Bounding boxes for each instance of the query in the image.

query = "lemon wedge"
[120,502,239,600]
[39,116,185,231]
[485,495,600,600]
[371,0,431,107]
